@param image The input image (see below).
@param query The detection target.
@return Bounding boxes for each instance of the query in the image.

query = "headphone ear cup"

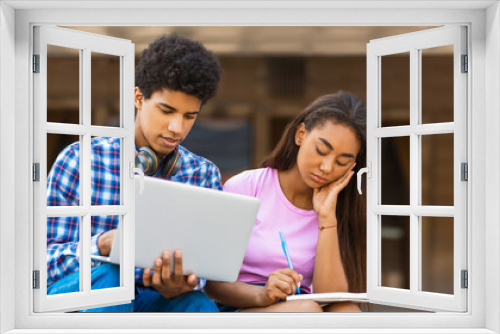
[135,146,159,176]
[160,148,181,178]
[169,151,182,176]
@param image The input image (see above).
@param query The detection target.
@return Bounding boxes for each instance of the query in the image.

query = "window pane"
[47,134,80,206]
[91,136,121,206]
[46,216,81,295]
[91,215,121,291]
[421,45,454,124]
[381,136,410,205]
[421,217,454,294]
[91,52,121,127]
[47,45,80,124]
[381,215,410,290]
[381,52,410,127]
[421,134,454,206]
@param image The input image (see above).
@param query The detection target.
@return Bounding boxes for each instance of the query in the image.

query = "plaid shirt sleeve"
[202,162,223,191]
[46,144,101,286]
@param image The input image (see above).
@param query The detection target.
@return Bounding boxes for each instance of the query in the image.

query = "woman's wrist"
[318,214,337,225]
[319,224,337,231]
[256,286,271,306]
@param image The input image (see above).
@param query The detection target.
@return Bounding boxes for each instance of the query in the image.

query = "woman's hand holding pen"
[313,164,356,221]
[258,268,303,306]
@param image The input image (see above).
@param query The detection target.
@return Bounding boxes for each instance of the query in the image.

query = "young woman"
[205,91,367,312]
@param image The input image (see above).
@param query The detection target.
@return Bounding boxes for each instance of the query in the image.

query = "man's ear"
[295,123,306,146]
[134,87,144,110]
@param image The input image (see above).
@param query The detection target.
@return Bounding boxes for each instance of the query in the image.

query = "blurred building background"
[46,26,455,311]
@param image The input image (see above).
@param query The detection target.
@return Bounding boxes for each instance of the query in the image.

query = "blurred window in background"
[181,119,253,183]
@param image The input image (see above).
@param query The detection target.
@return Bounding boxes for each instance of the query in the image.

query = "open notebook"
[287,292,369,304]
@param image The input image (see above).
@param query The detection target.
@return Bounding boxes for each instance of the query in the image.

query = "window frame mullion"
[409,46,419,295]
[80,47,92,295]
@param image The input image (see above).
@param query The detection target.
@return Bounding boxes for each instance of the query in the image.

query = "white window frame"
[366,26,468,312]
[32,25,136,313]
[1,1,499,333]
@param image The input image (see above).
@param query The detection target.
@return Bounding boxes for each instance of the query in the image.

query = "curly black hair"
[135,34,222,103]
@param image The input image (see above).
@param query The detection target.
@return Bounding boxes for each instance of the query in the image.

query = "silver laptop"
[92,175,260,282]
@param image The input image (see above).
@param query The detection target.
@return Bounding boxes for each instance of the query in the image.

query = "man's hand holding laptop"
[142,250,199,299]
[98,229,198,300]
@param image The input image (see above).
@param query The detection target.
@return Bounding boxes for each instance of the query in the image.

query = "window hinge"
[33,270,40,289]
[461,162,468,181]
[461,54,468,73]
[33,54,40,73]
[461,270,468,289]
[33,163,40,182]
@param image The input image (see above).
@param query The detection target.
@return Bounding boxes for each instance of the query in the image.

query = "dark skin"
[142,250,198,298]
[97,87,202,299]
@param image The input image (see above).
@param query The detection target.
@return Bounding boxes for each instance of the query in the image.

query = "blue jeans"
[47,264,218,312]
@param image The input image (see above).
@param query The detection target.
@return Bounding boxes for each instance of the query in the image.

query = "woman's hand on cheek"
[313,165,356,220]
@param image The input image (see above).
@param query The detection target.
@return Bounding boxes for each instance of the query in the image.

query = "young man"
[46,35,223,312]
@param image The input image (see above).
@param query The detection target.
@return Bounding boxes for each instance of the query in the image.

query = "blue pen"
[279,230,301,295]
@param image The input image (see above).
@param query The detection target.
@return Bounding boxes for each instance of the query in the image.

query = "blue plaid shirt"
[47,136,222,289]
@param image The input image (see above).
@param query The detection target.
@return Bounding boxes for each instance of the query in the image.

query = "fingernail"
[156,258,161,266]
